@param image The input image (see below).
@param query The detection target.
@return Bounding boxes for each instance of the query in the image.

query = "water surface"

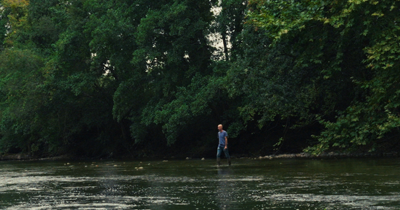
[1,158,400,209]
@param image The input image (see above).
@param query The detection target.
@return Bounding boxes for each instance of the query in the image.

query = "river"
[1,158,400,209]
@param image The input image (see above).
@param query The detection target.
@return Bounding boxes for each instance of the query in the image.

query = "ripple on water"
[1,158,400,209]
[7,195,191,210]
[252,193,400,209]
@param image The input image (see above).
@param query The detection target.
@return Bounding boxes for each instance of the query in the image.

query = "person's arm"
[224,136,228,149]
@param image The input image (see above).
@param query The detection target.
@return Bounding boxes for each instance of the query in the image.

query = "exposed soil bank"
[0,154,71,161]
[2,151,400,162]
[253,152,400,160]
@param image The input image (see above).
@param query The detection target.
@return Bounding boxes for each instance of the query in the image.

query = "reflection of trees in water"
[216,168,236,209]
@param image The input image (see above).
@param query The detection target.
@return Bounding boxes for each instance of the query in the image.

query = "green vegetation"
[0,0,399,158]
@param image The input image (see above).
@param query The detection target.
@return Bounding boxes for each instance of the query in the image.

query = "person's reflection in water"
[217,168,232,176]
[215,167,236,209]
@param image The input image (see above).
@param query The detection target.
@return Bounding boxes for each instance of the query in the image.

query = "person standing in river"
[217,124,231,166]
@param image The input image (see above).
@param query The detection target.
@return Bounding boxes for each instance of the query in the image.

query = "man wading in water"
[217,124,231,166]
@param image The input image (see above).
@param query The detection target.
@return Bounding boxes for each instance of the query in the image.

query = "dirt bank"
[254,152,399,160]
[2,151,399,161]
[0,154,71,161]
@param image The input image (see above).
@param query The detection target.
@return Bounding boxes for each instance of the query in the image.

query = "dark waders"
[217,146,231,166]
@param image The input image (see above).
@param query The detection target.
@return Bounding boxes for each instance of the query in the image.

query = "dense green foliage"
[248,0,400,154]
[0,0,399,158]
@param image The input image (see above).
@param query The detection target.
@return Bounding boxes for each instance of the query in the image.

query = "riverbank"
[253,152,400,160]
[2,151,400,162]
[0,154,72,161]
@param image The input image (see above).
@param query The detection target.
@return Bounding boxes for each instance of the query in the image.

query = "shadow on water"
[1,158,400,209]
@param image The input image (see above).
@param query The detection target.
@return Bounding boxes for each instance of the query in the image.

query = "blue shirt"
[218,130,228,146]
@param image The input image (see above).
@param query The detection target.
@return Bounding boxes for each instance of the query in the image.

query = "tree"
[247,0,400,153]
[0,48,45,154]
[112,0,217,145]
